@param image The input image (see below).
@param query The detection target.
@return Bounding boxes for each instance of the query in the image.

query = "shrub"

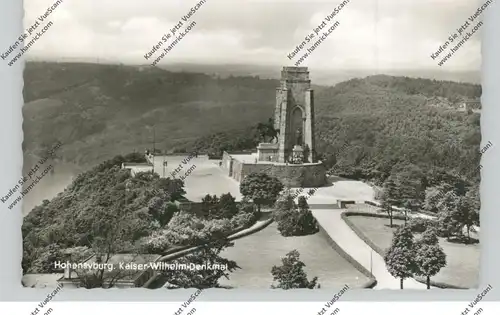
[277,209,319,237]
[297,196,309,210]
[230,212,257,229]
[238,201,255,214]
[296,209,319,235]
[139,212,238,253]
[275,195,319,237]
[407,217,436,233]
[273,194,296,221]
[277,212,300,237]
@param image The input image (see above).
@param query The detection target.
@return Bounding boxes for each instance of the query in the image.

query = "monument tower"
[223,66,326,188]
[274,66,315,163]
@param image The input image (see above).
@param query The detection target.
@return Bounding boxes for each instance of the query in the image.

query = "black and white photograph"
[13,0,486,291]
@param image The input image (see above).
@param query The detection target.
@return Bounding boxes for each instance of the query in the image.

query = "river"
[21,163,80,217]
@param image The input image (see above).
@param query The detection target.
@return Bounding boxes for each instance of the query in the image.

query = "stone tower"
[274,66,315,163]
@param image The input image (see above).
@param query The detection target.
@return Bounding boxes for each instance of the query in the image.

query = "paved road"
[312,209,431,290]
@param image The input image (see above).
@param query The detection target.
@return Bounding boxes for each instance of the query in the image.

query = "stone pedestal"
[257,143,279,162]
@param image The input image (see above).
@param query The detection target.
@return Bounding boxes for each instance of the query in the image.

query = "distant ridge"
[25,58,480,85]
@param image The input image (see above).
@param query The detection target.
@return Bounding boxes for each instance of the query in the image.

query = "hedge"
[342,211,468,290]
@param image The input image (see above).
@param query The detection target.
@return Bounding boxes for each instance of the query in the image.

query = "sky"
[23,0,483,71]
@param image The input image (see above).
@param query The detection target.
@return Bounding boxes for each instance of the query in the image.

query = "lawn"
[218,222,370,289]
[347,215,479,289]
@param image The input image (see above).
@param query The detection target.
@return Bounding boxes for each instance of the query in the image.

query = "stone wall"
[232,158,245,182]
[223,150,327,187]
[238,162,326,187]
[221,151,233,176]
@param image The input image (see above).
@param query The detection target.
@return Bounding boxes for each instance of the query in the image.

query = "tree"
[423,183,453,213]
[419,227,440,245]
[381,177,399,227]
[414,229,446,289]
[391,163,426,210]
[436,190,461,239]
[200,193,238,219]
[456,191,479,241]
[161,239,239,289]
[423,186,442,213]
[384,225,416,289]
[273,192,296,222]
[297,196,309,210]
[217,193,239,219]
[271,250,319,289]
[437,190,478,242]
[240,173,284,213]
[296,197,319,235]
[148,196,179,227]
[201,194,220,218]
[155,177,186,202]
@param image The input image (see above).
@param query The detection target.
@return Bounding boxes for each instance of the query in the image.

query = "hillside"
[22,62,277,169]
[21,152,256,278]
[23,62,481,187]
[313,75,482,183]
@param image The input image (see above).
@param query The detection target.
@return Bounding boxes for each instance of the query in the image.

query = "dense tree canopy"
[23,153,185,274]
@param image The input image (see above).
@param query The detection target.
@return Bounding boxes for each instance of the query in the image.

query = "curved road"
[312,209,431,290]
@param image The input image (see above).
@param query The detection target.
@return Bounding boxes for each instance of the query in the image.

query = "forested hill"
[312,75,481,187]
[315,74,480,114]
[23,62,481,189]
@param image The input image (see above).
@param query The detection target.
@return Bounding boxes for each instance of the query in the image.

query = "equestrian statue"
[257,118,280,144]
